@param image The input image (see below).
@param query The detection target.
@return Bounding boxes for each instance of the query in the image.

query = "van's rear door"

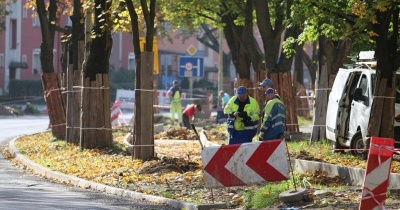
[326,68,358,142]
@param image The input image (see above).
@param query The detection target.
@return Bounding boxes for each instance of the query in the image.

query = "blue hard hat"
[259,78,274,87]
[264,88,276,95]
[236,86,247,97]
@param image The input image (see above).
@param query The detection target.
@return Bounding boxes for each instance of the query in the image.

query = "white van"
[326,51,400,158]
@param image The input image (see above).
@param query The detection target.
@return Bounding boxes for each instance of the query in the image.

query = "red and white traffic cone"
[359,136,394,210]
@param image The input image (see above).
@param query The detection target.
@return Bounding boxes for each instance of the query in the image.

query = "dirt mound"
[138,156,201,174]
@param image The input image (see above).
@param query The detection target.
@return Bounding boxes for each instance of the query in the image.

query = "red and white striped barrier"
[207,93,213,111]
[359,137,394,210]
[202,139,289,188]
[111,101,122,126]
[153,104,171,109]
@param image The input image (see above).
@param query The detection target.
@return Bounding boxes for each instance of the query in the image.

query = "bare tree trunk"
[134,52,154,160]
[36,0,66,139]
[310,36,329,142]
[269,72,298,132]
[80,0,113,149]
[311,37,352,142]
[368,9,399,140]
[125,0,156,160]
[42,73,66,139]
[65,0,85,144]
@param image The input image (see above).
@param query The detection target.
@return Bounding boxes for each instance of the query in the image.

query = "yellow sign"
[187,44,197,56]
[139,37,159,74]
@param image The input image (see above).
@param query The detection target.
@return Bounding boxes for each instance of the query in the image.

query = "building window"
[128,53,135,71]
[0,54,4,67]
[32,49,41,75]
[161,54,172,75]
[10,19,17,49]
[23,7,27,19]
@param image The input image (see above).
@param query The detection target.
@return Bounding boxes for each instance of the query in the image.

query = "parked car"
[326,51,400,158]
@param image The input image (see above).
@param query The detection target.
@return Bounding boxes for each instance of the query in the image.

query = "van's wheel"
[331,141,345,153]
[350,131,369,159]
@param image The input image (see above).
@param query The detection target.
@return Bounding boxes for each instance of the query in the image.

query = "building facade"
[0,1,232,97]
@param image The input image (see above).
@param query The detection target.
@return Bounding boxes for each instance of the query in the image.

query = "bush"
[23,103,41,115]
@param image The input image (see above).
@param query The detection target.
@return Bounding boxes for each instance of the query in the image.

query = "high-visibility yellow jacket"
[224,96,260,131]
[259,96,286,140]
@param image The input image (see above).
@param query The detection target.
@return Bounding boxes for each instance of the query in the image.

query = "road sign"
[179,56,204,77]
[201,139,289,188]
[187,44,197,56]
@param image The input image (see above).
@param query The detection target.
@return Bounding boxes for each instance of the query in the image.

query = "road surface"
[0,115,177,210]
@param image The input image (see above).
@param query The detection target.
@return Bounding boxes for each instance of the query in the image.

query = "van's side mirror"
[353,88,366,102]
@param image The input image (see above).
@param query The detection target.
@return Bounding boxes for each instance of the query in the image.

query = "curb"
[12,131,400,209]
[8,135,226,210]
[291,158,400,189]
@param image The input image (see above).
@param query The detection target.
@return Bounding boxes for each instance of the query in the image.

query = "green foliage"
[288,0,374,56]
[297,115,312,126]
[23,103,41,115]
[282,37,297,57]
[158,0,223,32]
[9,107,22,116]
[243,181,292,209]
[8,80,44,97]
[0,0,15,32]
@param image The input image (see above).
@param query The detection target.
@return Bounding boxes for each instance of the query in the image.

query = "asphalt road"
[0,115,178,210]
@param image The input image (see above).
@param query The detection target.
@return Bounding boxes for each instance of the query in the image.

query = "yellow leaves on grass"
[16,132,147,182]
[263,191,270,197]
[154,127,198,140]
[13,131,207,202]
[299,170,348,187]
[2,146,13,159]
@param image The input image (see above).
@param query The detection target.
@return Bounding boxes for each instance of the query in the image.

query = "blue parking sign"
[179,56,204,77]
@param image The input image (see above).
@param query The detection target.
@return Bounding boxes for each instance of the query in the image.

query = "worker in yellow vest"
[167,80,183,127]
[224,86,260,144]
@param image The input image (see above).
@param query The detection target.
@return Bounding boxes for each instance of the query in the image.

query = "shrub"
[23,103,41,115]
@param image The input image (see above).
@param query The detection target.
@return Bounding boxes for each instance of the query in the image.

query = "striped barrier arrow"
[201,139,289,188]
[359,137,394,210]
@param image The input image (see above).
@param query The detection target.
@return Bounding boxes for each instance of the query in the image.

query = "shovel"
[191,123,204,150]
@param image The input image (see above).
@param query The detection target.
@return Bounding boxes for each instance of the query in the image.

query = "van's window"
[360,76,369,97]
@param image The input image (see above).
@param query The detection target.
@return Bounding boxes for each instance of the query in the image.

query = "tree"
[159,0,301,131]
[126,0,156,161]
[288,0,374,142]
[64,0,85,144]
[0,0,15,32]
[196,24,232,84]
[253,0,300,132]
[79,0,113,149]
[33,0,69,139]
[353,1,400,144]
